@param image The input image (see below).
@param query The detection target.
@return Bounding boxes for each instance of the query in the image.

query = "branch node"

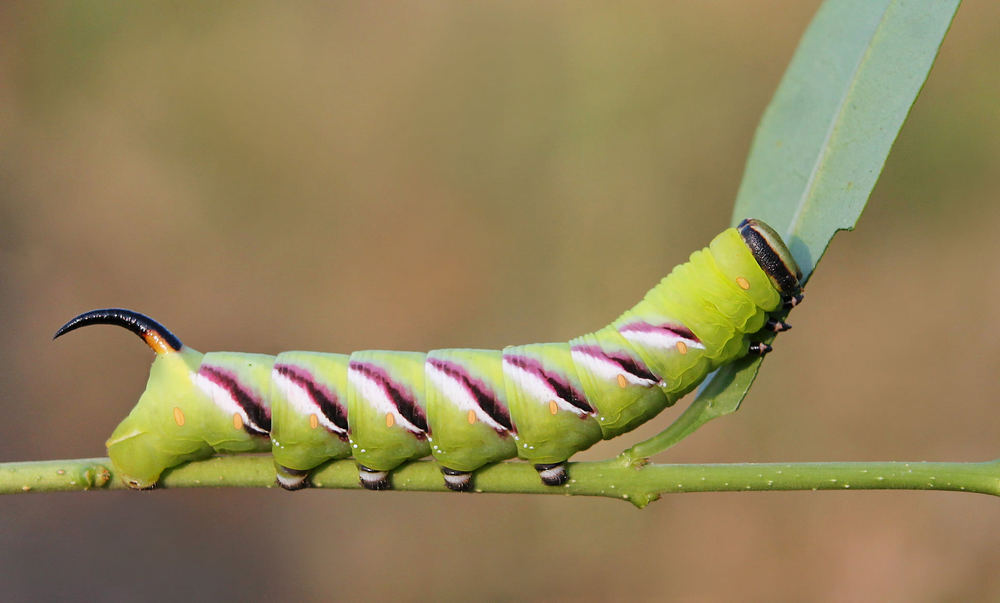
[617,451,650,470]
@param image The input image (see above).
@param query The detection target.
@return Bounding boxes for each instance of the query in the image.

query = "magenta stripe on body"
[274,363,349,436]
[618,321,699,342]
[570,344,660,383]
[427,357,513,432]
[349,360,428,434]
[198,365,271,435]
[503,353,594,415]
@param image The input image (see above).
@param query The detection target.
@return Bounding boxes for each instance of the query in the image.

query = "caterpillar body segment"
[425,349,516,473]
[270,352,351,489]
[55,219,802,491]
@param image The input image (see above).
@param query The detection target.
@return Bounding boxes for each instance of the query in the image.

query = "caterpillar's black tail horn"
[54,308,183,354]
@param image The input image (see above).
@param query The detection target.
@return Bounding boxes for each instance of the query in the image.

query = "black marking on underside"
[276,465,311,491]
[534,462,569,486]
[358,465,391,490]
[440,466,474,492]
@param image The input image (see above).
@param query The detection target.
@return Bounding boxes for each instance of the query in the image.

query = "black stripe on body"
[503,354,594,415]
[349,361,429,435]
[198,365,271,436]
[618,321,700,343]
[570,345,660,383]
[427,357,513,432]
[274,363,349,438]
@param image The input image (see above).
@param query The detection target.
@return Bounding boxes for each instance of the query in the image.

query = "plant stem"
[2,456,997,507]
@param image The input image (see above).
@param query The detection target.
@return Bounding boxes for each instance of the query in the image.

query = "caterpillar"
[55,218,802,492]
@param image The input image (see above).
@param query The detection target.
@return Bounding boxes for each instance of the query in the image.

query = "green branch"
[3,456,997,508]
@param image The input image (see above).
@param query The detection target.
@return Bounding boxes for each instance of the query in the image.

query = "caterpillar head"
[55,309,210,489]
[737,218,803,301]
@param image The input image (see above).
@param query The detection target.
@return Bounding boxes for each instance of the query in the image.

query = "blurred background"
[2,1,998,600]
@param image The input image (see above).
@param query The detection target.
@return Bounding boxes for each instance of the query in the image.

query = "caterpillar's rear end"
[55,219,802,491]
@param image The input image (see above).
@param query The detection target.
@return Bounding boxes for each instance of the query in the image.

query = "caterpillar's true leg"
[358,464,391,490]
[765,319,792,332]
[534,462,569,486]
[276,465,311,491]
[440,467,473,492]
[783,292,805,309]
[748,342,773,356]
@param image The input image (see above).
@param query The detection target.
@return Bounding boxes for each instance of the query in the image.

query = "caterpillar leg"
[358,464,391,490]
[783,292,805,309]
[440,467,474,492]
[534,462,569,486]
[748,342,772,356]
[765,319,792,332]
[276,465,312,491]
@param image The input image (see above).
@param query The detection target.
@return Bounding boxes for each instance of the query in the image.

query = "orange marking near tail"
[676,341,688,355]
[549,400,559,415]
[736,277,751,290]
[143,332,175,355]
[173,407,185,426]
[467,410,477,425]
[616,374,628,388]
[233,413,243,430]
[386,413,395,428]
[309,414,319,429]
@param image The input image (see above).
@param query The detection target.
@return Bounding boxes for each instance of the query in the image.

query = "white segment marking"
[570,349,658,388]
[425,363,509,432]
[272,369,346,434]
[501,358,590,417]
[348,367,424,435]
[619,326,706,351]
[194,372,267,435]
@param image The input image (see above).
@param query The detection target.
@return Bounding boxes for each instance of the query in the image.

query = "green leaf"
[626,0,961,460]
[622,357,764,461]
[732,0,961,281]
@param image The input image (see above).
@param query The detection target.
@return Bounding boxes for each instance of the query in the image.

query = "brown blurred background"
[2,2,998,601]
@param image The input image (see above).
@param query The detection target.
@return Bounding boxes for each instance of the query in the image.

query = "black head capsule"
[738,219,803,300]
[54,308,183,354]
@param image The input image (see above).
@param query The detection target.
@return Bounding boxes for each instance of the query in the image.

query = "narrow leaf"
[642,0,961,456]
[733,0,961,279]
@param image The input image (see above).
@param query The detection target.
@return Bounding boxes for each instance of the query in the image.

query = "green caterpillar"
[55,219,802,491]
